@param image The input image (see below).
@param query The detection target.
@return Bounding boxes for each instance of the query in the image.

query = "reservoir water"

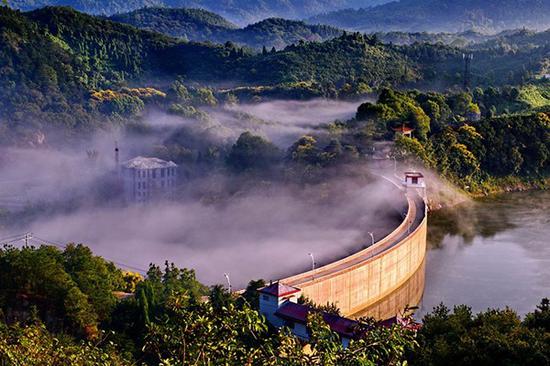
[419,190,550,317]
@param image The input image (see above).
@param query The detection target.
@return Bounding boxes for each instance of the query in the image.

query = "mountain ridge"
[8,0,392,24]
[109,8,343,49]
[308,0,550,33]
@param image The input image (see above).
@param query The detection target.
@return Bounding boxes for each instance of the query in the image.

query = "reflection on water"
[351,259,426,320]
[419,190,550,317]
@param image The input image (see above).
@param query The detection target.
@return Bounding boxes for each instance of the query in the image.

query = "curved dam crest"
[278,180,428,319]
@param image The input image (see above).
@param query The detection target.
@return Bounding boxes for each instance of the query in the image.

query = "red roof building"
[258,282,421,348]
[392,124,414,138]
[275,302,359,339]
[259,282,301,298]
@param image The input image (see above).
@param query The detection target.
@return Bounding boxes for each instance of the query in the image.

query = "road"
[284,188,426,287]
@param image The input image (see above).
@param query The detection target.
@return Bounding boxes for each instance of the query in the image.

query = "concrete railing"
[281,184,428,318]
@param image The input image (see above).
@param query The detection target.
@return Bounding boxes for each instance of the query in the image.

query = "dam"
[277,175,428,319]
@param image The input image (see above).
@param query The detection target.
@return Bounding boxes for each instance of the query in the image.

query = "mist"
[16,176,404,287]
[211,99,363,147]
[0,98,408,288]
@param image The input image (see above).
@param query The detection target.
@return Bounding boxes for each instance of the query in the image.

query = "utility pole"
[23,232,32,246]
[463,53,473,90]
[308,253,315,271]
[368,232,375,247]
[223,273,231,293]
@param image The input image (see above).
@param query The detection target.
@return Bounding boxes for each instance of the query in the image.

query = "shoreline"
[426,175,549,212]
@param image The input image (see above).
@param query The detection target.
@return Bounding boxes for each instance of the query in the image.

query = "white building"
[121,156,178,203]
[402,171,425,189]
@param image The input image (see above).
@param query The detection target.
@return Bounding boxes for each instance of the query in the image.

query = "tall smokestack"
[115,140,120,167]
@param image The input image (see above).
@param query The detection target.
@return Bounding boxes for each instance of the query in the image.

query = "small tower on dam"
[403,171,425,189]
[402,171,426,199]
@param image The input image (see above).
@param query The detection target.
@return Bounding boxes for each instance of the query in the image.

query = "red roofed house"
[275,302,359,347]
[259,282,358,347]
[258,282,421,347]
[392,124,414,138]
[259,282,302,328]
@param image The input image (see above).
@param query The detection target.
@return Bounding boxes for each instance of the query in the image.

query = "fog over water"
[0,98,406,288]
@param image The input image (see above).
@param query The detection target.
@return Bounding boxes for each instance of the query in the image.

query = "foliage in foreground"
[0,244,548,365]
[0,322,127,366]
[411,300,550,365]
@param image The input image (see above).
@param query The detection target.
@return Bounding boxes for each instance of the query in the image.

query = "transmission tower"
[463,53,473,89]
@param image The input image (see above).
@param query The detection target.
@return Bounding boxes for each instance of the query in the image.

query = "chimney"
[115,141,120,167]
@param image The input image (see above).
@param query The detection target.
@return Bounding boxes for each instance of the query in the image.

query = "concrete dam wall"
[282,187,428,319]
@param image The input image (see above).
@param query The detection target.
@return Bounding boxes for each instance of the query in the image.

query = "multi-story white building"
[121,156,178,203]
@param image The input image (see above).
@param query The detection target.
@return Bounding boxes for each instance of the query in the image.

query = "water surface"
[419,190,550,317]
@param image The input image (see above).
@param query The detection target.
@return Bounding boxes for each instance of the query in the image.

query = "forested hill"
[109,7,238,39]
[0,6,414,142]
[5,6,413,86]
[309,0,550,33]
[110,8,343,49]
[8,0,391,24]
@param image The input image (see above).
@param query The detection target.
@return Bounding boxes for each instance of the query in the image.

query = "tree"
[524,298,550,332]
[142,296,268,365]
[0,321,128,366]
[394,135,431,166]
[0,245,107,338]
[240,279,266,310]
[448,143,480,178]
[62,244,122,323]
[226,132,282,172]
[411,303,550,365]
[288,135,320,165]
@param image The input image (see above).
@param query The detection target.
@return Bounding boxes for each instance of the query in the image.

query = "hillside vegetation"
[9,0,391,24]
[310,0,550,33]
[1,243,549,365]
[1,5,548,145]
[0,6,417,142]
[110,8,343,49]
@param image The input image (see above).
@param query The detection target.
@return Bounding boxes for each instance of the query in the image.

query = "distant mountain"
[309,0,550,33]
[110,8,343,49]
[109,7,237,39]
[8,0,392,25]
[0,5,417,141]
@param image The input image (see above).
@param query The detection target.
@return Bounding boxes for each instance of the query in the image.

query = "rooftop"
[276,302,422,339]
[392,125,414,133]
[275,302,358,338]
[259,282,301,297]
[122,156,177,170]
[405,171,424,178]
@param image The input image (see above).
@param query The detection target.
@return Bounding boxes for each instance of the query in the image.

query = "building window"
[161,169,165,178]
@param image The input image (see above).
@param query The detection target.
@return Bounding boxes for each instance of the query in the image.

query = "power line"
[0,232,148,274]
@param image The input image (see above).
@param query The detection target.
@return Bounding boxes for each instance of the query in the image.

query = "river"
[418,190,550,317]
